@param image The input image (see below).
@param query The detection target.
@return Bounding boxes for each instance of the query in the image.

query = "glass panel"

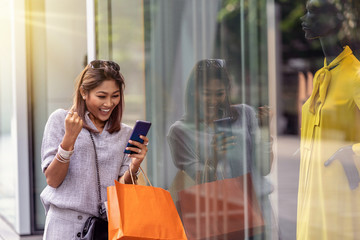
[96,0,147,186]
[144,1,274,239]
[98,0,275,239]
[276,0,360,239]
[29,0,87,230]
[96,0,146,127]
[3,0,359,237]
[0,0,16,227]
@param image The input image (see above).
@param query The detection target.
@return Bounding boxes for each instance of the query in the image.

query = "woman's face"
[199,78,227,121]
[300,0,340,39]
[82,79,121,126]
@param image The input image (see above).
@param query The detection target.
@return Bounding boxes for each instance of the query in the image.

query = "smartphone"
[213,117,233,136]
[124,120,152,154]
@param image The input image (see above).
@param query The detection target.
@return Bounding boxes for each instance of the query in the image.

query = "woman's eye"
[112,95,120,98]
[97,96,106,99]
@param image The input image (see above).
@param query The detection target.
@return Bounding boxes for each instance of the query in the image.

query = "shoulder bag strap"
[89,131,106,218]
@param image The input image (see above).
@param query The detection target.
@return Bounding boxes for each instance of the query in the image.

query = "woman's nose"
[104,98,113,107]
[208,95,221,105]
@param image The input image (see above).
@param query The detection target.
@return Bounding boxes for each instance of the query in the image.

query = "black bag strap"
[89,131,106,218]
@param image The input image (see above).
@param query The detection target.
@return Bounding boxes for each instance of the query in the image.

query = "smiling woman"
[81,80,121,133]
[40,60,150,239]
[73,60,125,134]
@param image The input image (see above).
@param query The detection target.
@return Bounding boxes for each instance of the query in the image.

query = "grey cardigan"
[167,104,273,195]
[40,109,132,216]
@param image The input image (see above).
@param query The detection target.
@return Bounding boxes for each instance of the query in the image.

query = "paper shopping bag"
[178,173,264,240]
[107,185,120,240]
[107,178,187,240]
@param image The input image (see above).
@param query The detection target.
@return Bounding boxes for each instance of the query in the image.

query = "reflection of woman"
[297,0,360,239]
[167,59,274,239]
[40,60,149,239]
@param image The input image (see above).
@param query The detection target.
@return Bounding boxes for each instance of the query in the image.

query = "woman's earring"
[82,95,86,100]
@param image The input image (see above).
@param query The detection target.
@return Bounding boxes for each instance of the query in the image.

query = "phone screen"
[124,120,152,154]
[213,117,232,134]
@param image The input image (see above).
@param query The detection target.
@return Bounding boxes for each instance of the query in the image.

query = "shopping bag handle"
[129,166,153,186]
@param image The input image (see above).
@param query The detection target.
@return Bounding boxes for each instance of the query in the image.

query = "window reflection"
[167,59,275,239]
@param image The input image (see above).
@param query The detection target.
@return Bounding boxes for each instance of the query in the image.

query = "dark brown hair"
[72,60,125,133]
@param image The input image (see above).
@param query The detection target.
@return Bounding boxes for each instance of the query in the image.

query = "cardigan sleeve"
[167,123,205,180]
[41,109,67,172]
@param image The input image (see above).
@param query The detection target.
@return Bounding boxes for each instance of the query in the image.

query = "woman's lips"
[99,108,111,115]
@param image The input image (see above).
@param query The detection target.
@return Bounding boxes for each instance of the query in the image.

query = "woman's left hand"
[212,133,237,153]
[258,105,273,127]
[126,135,149,168]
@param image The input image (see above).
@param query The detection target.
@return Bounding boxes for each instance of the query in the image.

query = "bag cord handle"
[89,131,106,218]
[129,166,153,186]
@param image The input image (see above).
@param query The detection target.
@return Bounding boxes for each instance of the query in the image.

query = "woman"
[40,60,149,239]
[297,0,360,239]
[167,59,274,239]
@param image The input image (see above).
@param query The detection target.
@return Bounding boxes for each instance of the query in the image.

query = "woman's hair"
[72,60,125,133]
[184,59,233,122]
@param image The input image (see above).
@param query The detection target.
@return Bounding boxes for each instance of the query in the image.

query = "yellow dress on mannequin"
[297,46,360,239]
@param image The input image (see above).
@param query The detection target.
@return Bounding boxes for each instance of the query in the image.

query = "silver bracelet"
[55,154,70,164]
[130,163,140,176]
[58,145,74,159]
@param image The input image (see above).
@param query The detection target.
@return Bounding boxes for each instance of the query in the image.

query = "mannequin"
[297,0,360,239]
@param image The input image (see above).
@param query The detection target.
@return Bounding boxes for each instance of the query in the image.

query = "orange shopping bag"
[178,173,264,240]
[107,168,187,240]
[107,185,120,239]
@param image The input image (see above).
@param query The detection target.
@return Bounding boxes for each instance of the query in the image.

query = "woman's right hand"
[61,111,83,151]
[45,111,83,188]
[212,133,237,153]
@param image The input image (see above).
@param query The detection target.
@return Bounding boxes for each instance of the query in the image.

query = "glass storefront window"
[276,0,360,239]
[93,0,360,239]
[0,0,16,227]
[96,0,146,126]
[1,0,360,238]
[97,0,276,239]
[29,0,87,231]
[96,0,147,184]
